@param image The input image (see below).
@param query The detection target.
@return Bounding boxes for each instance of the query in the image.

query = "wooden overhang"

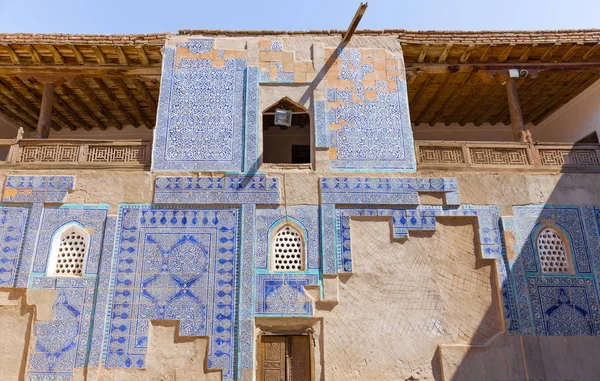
[400,29,600,126]
[0,33,167,132]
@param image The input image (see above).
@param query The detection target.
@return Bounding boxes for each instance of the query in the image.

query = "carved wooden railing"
[416,141,600,172]
[0,139,151,169]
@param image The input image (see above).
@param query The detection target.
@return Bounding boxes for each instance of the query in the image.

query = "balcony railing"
[416,141,600,172]
[0,139,151,169]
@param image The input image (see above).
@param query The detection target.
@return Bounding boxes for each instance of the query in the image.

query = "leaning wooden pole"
[36,83,55,138]
[342,3,368,42]
[506,78,526,142]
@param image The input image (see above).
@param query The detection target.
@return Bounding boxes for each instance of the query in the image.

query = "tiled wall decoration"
[254,273,319,315]
[3,176,74,203]
[325,48,415,171]
[314,100,329,148]
[0,206,28,286]
[258,40,315,83]
[153,175,280,205]
[152,38,247,171]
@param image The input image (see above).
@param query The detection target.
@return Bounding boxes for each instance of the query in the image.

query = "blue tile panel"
[326,48,415,172]
[255,206,320,270]
[237,205,256,375]
[152,38,247,171]
[0,206,28,286]
[244,67,260,172]
[153,175,280,205]
[3,176,74,203]
[314,100,329,148]
[320,177,459,205]
[255,273,319,315]
[106,205,240,380]
[258,40,294,83]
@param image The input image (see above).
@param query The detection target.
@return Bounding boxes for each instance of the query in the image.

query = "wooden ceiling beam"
[0,65,161,76]
[459,44,475,63]
[0,101,36,130]
[26,45,42,65]
[474,86,507,126]
[519,43,538,62]
[0,79,42,122]
[497,43,515,63]
[438,43,453,63]
[10,76,78,131]
[47,45,65,65]
[532,71,600,125]
[137,46,149,65]
[70,45,85,65]
[112,78,153,128]
[73,77,123,129]
[91,46,107,65]
[409,75,431,111]
[479,44,495,63]
[133,79,157,116]
[28,78,85,131]
[561,42,583,62]
[582,43,600,61]
[1,44,21,64]
[459,82,502,125]
[445,76,482,124]
[59,83,107,130]
[115,46,129,65]
[417,44,430,63]
[430,72,473,125]
[0,91,38,130]
[405,61,600,74]
[414,74,451,125]
[541,43,561,61]
[93,78,140,127]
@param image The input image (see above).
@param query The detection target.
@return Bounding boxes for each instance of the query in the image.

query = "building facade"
[0,29,599,380]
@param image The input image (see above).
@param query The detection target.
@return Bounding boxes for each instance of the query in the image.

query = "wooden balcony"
[0,138,151,169]
[416,141,600,172]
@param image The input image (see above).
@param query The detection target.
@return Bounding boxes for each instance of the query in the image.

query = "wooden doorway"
[258,335,311,381]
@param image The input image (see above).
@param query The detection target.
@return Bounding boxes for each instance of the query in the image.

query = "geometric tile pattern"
[153,175,280,205]
[3,176,74,203]
[255,273,318,315]
[152,38,247,172]
[314,100,329,148]
[106,205,240,380]
[325,48,415,171]
[0,206,28,287]
[244,67,260,172]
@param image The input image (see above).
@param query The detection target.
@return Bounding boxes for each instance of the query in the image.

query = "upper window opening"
[48,223,90,277]
[271,224,305,272]
[536,227,570,274]
[263,97,311,165]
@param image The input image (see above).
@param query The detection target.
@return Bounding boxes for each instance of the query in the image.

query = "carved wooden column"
[506,77,526,142]
[36,83,55,138]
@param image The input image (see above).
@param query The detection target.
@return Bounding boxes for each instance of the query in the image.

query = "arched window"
[536,226,570,274]
[271,224,305,272]
[47,223,90,276]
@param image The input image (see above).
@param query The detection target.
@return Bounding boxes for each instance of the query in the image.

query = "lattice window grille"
[537,227,569,274]
[48,224,90,276]
[271,225,305,271]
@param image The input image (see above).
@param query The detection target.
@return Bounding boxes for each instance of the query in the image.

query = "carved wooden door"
[259,335,310,381]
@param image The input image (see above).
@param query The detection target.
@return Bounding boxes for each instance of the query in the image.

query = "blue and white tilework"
[255,273,319,315]
[153,175,280,205]
[314,100,329,148]
[255,206,320,270]
[106,205,240,380]
[3,176,74,203]
[0,206,28,286]
[152,38,247,171]
[244,67,260,172]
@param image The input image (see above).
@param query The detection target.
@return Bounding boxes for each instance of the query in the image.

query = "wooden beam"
[47,45,65,65]
[444,76,482,124]
[414,74,452,125]
[112,78,153,128]
[417,44,430,63]
[70,45,85,65]
[526,71,589,123]
[91,46,107,65]
[491,76,535,125]
[533,71,600,124]
[474,85,507,126]
[27,45,42,65]
[0,78,41,121]
[29,78,85,131]
[409,75,432,112]
[438,43,453,63]
[1,44,21,64]
[561,42,583,62]
[0,102,35,130]
[93,78,139,127]
[59,83,107,130]
[342,3,368,42]
[0,65,161,77]
[541,43,561,62]
[582,43,600,61]
[405,61,600,75]
[133,79,157,116]
[430,72,473,125]
[459,44,475,63]
[479,44,495,63]
[506,78,526,141]
[115,46,129,65]
[36,84,55,138]
[459,82,501,125]
[497,44,515,63]
[519,43,538,62]
[137,46,149,65]
[73,77,123,129]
